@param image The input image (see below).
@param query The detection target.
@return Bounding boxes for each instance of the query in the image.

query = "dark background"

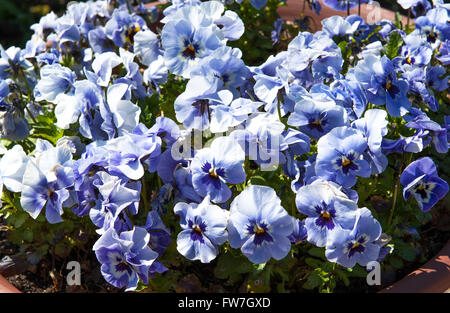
[0,0,405,49]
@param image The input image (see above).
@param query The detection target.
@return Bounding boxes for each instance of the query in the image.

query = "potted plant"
[0,0,448,293]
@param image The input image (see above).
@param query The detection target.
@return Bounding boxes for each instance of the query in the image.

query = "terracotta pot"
[0,274,20,293]
[380,239,450,293]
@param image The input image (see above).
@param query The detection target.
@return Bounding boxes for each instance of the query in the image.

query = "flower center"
[321,211,331,220]
[386,81,392,91]
[341,157,351,167]
[414,181,433,200]
[124,24,141,44]
[193,225,202,234]
[183,45,196,59]
[254,225,266,235]
[209,168,219,179]
[351,242,360,250]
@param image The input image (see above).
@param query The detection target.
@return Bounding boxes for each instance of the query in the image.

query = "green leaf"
[303,270,322,290]
[389,255,404,269]
[134,279,149,292]
[396,242,417,262]
[384,31,403,59]
[23,229,33,242]
[308,247,326,260]
[305,257,323,268]
[336,269,350,287]
[346,265,368,278]
[248,175,266,186]
[214,252,253,281]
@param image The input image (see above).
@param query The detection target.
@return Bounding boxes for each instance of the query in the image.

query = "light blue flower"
[93,226,158,291]
[104,8,147,49]
[34,64,75,102]
[0,145,29,193]
[89,171,141,234]
[316,126,371,188]
[352,54,411,117]
[20,145,74,224]
[54,80,111,140]
[174,196,228,263]
[190,46,251,97]
[287,95,348,140]
[228,185,293,264]
[325,208,382,268]
[161,18,222,78]
[191,136,245,203]
[295,179,358,247]
[351,109,389,174]
[143,211,171,256]
[174,76,224,130]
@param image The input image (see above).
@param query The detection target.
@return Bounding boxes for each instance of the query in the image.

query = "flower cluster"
[0,0,448,291]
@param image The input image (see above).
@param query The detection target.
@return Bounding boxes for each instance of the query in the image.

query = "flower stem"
[387,153,410,230]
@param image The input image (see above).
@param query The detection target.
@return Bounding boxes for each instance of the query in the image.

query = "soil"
[0,218,120,293]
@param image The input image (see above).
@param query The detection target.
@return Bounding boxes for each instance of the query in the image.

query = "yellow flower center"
[341,157,351,167]
[321,211,331,220]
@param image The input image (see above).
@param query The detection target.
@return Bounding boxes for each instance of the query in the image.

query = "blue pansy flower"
[288,96,348,140]
[231,113,287,170]
[0,145,29,194]
[437,40,450,65]
[316,126,371,188]
[271,18,283,45]
[20,145,74,224]
[288,218,308,245]
[161,18,222,78]
[351,109,389,174]
[174,76,224,130]
[398,0,431,17]
[228,185,294,264]
[295,179,358,247]
[249,0,268,10]
[0,95,30,142]
[189,46,251,97]
[134,29,162,66]
[287,31,342,83]
[104,7,147,49]
[405,113,448,153]
[323,0,370,11]
[54,80,111,140]
[281,128,310,178]
[210,96,263,133]
[93,226,158,291]
[143,211,171,256]
[325,207,382,268]
[321,15,360,39]
[415,8,450,49]
[34,64,75,102]
[401,157,449,212]
[395,37,432,68]
[174,196,228,263]
[352,54,411,117]
[329,78,367,121]
[214,10,245,41]
[191,136,245,203]
[89,171,141,234]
